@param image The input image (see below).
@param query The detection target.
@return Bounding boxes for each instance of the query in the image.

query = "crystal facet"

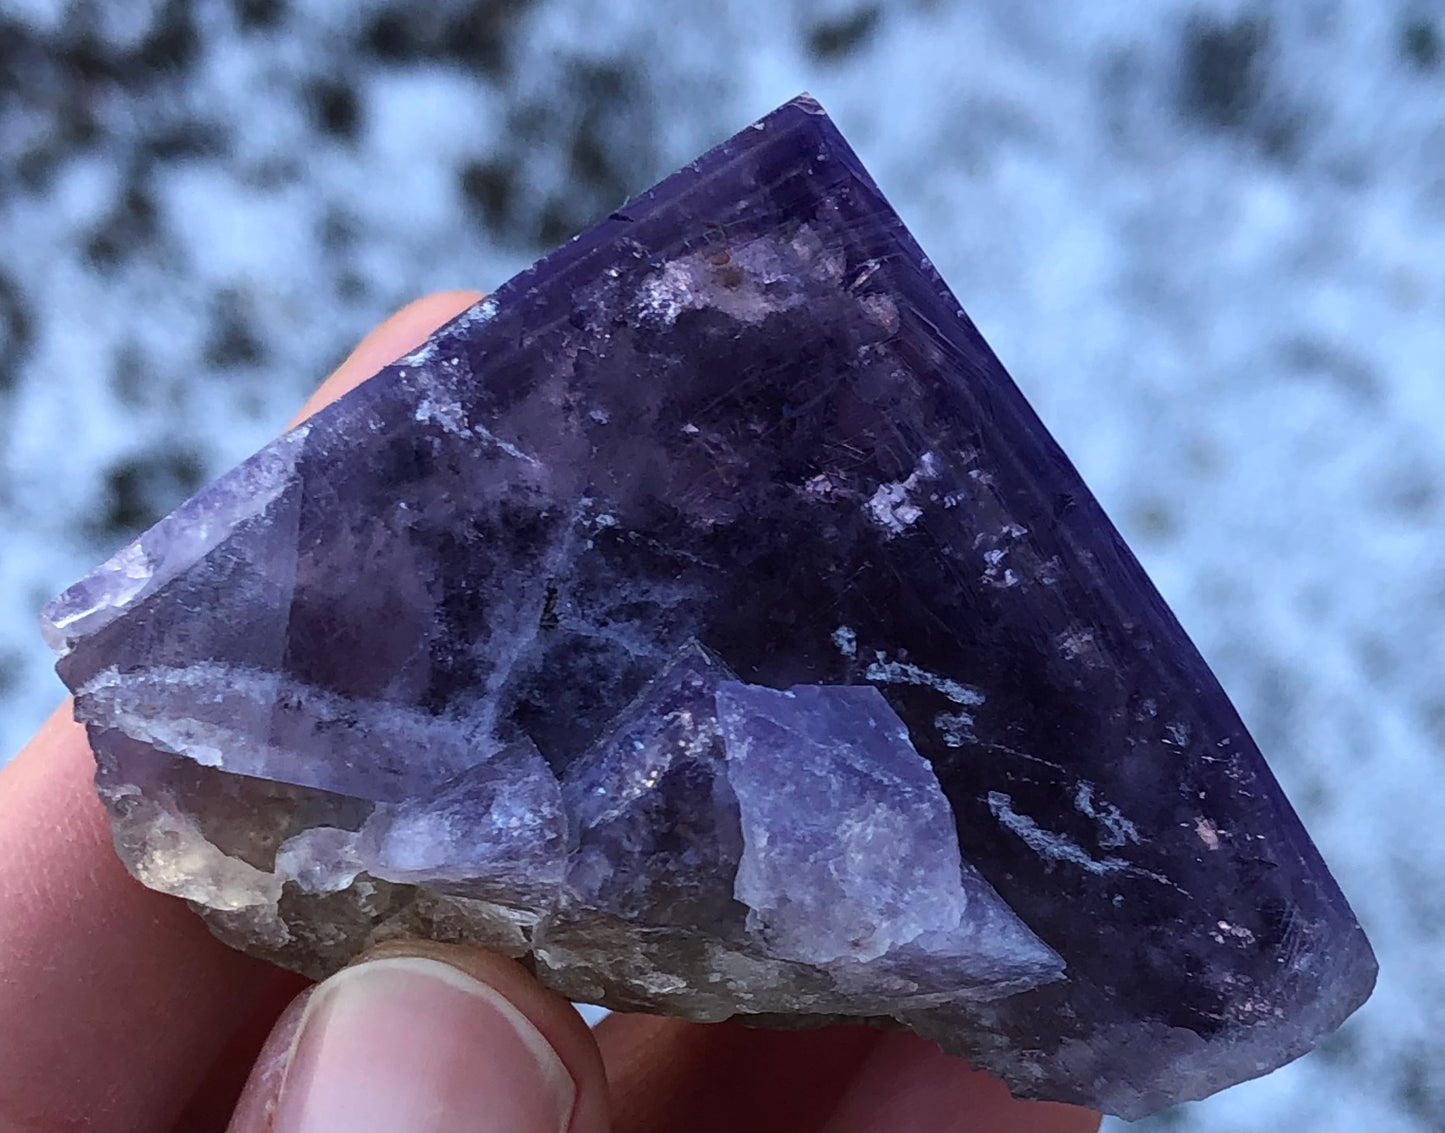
[42,95,1376,1117]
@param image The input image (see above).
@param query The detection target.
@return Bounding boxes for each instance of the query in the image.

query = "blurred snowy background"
[0,0,1441,1128]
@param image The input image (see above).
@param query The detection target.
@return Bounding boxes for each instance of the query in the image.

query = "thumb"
[228,943,610,1133]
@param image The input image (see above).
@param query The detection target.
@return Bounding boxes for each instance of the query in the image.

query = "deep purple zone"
[51,96,1375,1109]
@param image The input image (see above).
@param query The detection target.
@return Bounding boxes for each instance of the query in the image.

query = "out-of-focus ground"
[1,2,1441,1128]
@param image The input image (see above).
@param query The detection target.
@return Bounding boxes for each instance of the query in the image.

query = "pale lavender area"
[1,2,1441,1127]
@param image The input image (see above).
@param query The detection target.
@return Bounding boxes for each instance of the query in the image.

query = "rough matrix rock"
[42,95,1376,1118]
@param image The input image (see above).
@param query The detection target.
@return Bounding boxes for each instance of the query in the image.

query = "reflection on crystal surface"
[43,96,1375,1117]
[718,680,1061,994]
[539,643,1062,1019]
[560,641,744,928]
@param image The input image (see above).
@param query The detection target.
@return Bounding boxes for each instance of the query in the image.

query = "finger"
[173,968,314,1133]
[0,703,275,1133]
[287,290,484,427]
[821,1031,1101,1133]
[596,1014,1102,1133]
[595,1013,881,1132]
[0,291,484,1133]
[228,943,609,1133]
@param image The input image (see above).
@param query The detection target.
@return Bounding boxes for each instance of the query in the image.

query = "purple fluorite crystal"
[42,95,1375,1118]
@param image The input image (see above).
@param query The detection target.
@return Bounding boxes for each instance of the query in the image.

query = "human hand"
[0,293,1104,1133]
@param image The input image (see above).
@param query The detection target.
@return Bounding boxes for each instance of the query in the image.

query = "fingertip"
[287,290,486,428]
[0,702,275,1133]
[227,982,316,1133]
[364,941,612,1133]
[230,943,609,1133]
[595,1014,882,1133]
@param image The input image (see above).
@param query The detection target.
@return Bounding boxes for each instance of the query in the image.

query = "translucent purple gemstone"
[42,95,1375,1117]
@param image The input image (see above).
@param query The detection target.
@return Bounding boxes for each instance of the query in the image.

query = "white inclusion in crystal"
[866,481,923,534]
[831,625,857,658]
[1195,817,1223,850]
[1073,781,1142,849]
[989,792,1176,891]
[399,297,500,366]
[864,451,941,537]
[1056,626,1103,665]
[477,425,541,466]
[412,384,540,467]
[989,791,1121,874]
[414,391,471,435]
[635,260,691,324]
[859,292,899,332]
[632,228,832,328]
[425,295,498,362]
[864,653,984,707]
[934,710,975,747]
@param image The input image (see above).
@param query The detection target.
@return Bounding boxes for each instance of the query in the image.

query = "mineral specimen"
[42,95,1376,1118]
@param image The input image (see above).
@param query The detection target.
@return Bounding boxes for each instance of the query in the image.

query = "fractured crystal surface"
[42,95,1376,1118]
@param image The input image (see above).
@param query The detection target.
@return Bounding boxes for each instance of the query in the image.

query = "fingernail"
[270,956,576,1133]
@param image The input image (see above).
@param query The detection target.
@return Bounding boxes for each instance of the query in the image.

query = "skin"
[0,291,1102,1133]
